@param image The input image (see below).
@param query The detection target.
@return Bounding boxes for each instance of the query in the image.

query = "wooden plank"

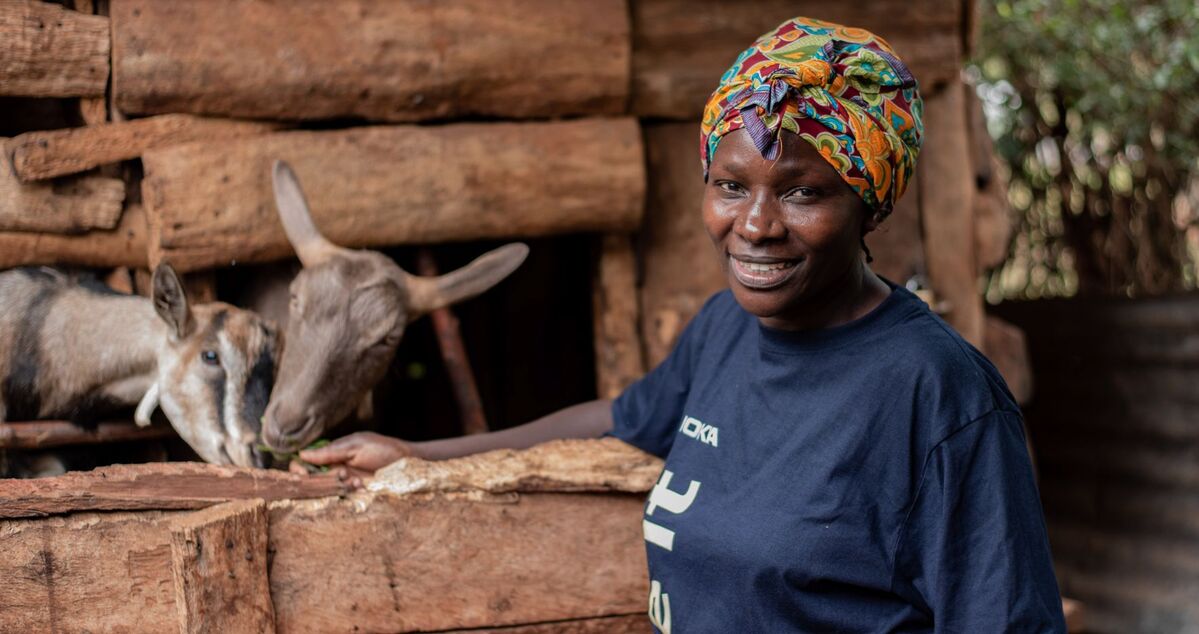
[631,0,962,119]
[0,0,109,97]
[0,439,656,633]
[592,234,646,400]
[0,201,147,269]
[171,500,276,634]
[0,462,353,518]
[142,119,646,273]
[1,140,124,233]
[268,492,647,633]
[9,114,281,181]
[0,419,175,449]
[111,0,629,122]
[917,81,984,346]
[639,123,725,367]
[441,613,646,633]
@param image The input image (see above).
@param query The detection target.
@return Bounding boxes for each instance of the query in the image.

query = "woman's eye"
[786,187,819,200]
[717,181,743,194]
[201,350,220,365]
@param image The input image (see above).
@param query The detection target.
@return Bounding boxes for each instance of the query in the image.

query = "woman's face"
[702,128,877,330]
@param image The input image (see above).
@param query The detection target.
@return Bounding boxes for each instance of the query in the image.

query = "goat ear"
[152,263,193,340]
[403,242,529,316]
[271,160,348,268]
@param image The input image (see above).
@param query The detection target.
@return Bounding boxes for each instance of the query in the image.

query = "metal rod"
[415,248,490,435]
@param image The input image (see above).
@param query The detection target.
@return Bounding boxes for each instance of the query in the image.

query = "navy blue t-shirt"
[612,285,1065,633]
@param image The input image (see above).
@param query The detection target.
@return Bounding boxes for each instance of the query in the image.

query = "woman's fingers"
[299,435,363,465]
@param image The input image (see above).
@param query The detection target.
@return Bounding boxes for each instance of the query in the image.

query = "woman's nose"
[733,196,786,243]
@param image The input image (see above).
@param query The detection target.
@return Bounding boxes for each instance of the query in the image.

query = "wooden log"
[917,81,984,346]
[592,234,646,399]
[0,419,174,449]
[967,87,1013,270]
[639,123,725,367]
[1,140,124,232]
[982,315,1032,404]
[9,114,281,182]
[142,119,646,273]
[0,0,109,97]
[442,614,647,633]
[631,0,963,119]
[0,439,653,633]
[171,500,275,634]
[0,202,147,269]
[110,0,629,123]
[0,462,354,519]
[370,438,663,497]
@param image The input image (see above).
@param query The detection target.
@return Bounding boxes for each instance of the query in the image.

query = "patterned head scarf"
[701,17,923,220]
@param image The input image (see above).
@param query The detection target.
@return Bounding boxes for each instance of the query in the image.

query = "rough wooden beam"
[171,500,276,634]
[0,0,109,97]
[0,462,353,519]
[593,234,646,400]
[143,119,646,272]
[370,438,663,496]
[631,0,962,119]
[111,0,629,122]
[918,81,984,346]
[441,615,648,633]
[0,419,174,449]
[639,123,725,367]
[1,140,124,232]
[9,115,281,182]
[0,202,147,269]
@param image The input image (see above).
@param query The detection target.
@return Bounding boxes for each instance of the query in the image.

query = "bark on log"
[0,0,109,97]
[171,500,276,634]
[370,438,662,496]
[1,140,124,232]
[640,123,725,367]
[142,119,646,272]
[442,614,648,633]
[917,81,984,346]
[632,0,963,119]
[110,0,629,123]
[0,462,353,518]
[0,202,147,269]
[9,115,281,182]
[0,419,174,449]
[593,234,646,399]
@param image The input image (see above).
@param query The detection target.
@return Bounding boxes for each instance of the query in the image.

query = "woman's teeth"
[729,256,799,289]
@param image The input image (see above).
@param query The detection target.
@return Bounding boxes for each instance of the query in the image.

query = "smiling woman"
[302,15,1067,633]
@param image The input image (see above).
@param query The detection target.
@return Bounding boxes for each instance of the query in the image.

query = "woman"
[304,17,1066,632]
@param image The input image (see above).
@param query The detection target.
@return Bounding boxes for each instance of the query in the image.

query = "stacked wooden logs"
[0,0,1029,432]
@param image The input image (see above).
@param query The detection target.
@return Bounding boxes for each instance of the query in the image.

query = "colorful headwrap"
[701,17,924,219]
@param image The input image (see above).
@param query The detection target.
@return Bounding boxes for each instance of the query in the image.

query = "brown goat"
[261,161,528,453]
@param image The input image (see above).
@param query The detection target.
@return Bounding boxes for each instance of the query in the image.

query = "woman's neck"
[758,261,891,332]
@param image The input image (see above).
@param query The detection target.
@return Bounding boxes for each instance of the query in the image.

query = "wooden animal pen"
[0,0,1064,631]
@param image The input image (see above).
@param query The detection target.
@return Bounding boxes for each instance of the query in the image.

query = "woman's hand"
[296,432,417,478]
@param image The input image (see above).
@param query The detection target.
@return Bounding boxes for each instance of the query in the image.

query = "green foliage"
[973,0,1199,299]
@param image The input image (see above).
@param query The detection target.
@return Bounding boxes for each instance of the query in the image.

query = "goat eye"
[200,350,220,365]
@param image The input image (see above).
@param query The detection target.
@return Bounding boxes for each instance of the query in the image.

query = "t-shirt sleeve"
[891,409,1067,632]
[609,292,722,458]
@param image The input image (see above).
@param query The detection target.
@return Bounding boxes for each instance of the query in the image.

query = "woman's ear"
[860,205,884,237]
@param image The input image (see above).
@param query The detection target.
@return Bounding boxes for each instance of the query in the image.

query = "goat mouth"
[264,416,322,454]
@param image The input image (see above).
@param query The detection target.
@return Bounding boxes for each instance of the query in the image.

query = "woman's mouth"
[729,255,800,290]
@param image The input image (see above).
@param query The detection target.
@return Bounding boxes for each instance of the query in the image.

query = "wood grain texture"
[440,614,648,633]
[1,140,124,232]
[0,462,353,518]
[917,81,984,346]
[0,202,147,269]
[639,123,725,367]
[631,0,962,119]
[110,0,629,122]
[142,119,646,272]
[0,0,109,97]
[171,500,276,634]
[10,114,281,181]
[0,419,174,449]
[593,234,647,399]
[268,492,648,633]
